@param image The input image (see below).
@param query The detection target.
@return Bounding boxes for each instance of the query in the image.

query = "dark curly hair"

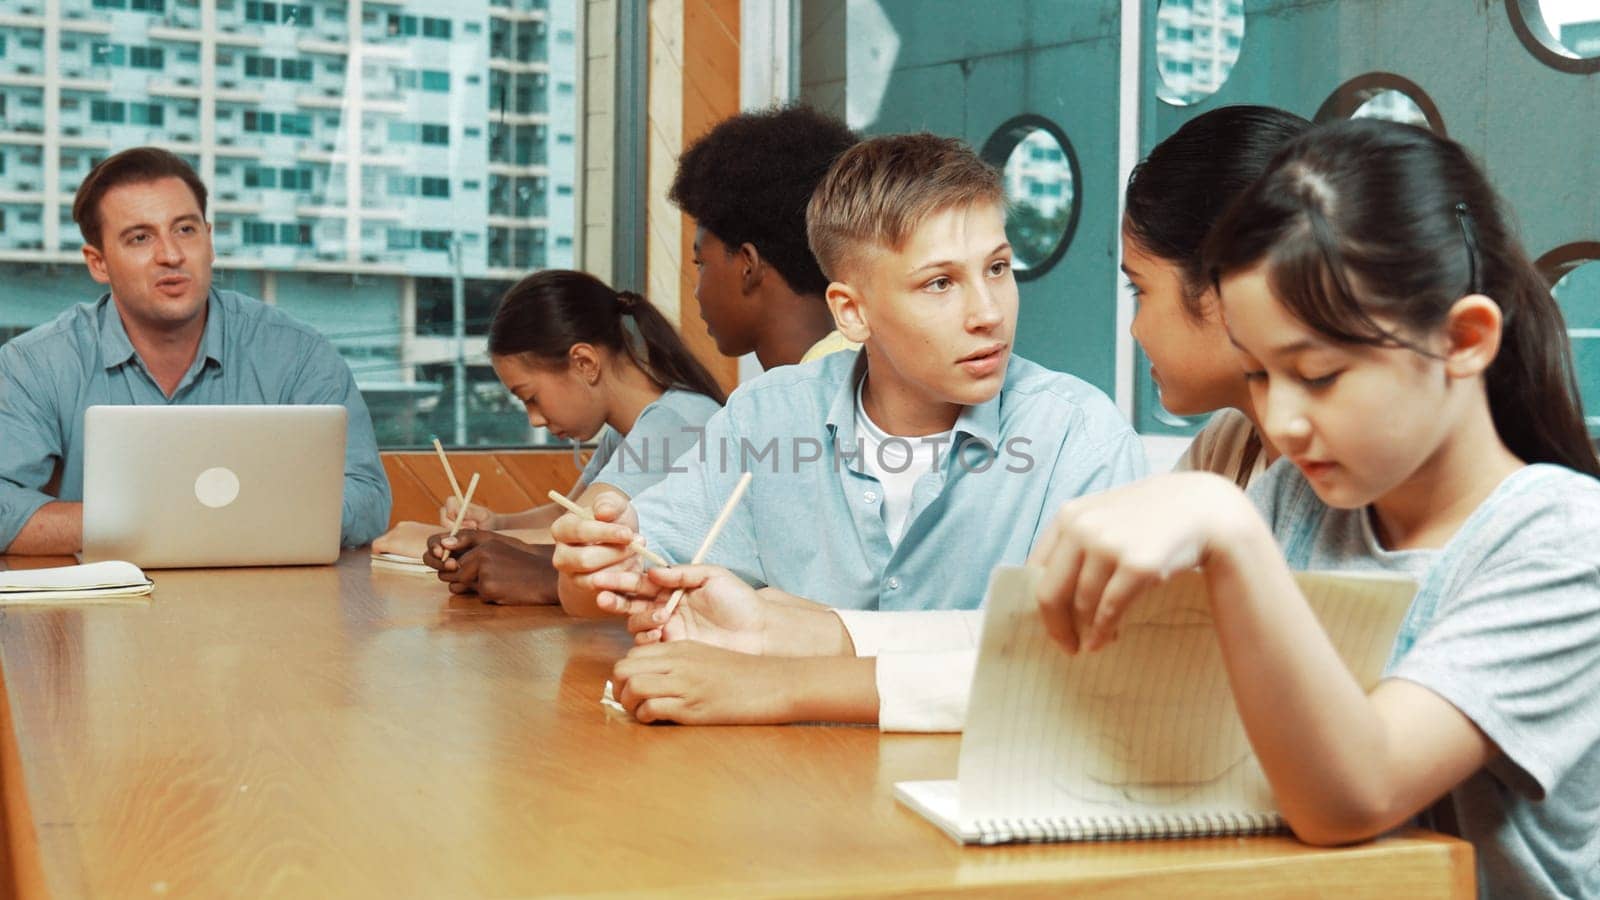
[669,104,857,297]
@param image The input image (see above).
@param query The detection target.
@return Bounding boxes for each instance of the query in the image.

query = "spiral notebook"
[894,565,1415,845]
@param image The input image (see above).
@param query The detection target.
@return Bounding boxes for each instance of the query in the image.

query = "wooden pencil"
[432,437,465,501]
[661,471,753,619]
[447,473,481,538]
[545,490,671,568]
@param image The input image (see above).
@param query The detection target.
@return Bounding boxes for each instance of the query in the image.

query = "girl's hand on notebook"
[441,496,496,532]
[610,643,795,725]
[372,521,440,560]
[1030,472,1257,654]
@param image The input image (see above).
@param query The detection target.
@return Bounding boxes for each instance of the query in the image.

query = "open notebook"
[0,560,154,605]
[370,552,437,575]
[895,565,1415,844]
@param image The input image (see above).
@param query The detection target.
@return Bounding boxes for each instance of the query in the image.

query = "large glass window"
[0,0,582,450]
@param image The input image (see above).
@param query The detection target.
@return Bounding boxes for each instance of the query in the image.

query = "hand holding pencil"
[549,491,659,617]
[434,438,495,530]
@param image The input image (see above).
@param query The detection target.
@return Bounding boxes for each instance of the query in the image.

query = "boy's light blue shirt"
[0,290,392,550]
[631,350,1147,611]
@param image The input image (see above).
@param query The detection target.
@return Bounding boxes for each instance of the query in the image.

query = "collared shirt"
[631,349,1147,611]
[0,289,391,550]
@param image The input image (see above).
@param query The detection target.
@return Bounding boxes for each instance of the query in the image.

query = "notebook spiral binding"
[973,811,1286,844]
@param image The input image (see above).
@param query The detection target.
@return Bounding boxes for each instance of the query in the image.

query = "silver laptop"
[82,405,346,568]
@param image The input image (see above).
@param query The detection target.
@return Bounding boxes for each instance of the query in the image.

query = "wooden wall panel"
[381,455,443,528]
[383,451,585,527]
[647,0,742,396]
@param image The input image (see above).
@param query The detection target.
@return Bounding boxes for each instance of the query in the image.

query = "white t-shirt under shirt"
[577,388,721,498]
[852,378,950,548]
[836,405,1271,733]
[1249,460,1600,900]
[841,380,966,730]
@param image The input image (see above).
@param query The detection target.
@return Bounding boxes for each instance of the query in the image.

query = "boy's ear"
[736,242,762,295]
[1442,294,1502,379]
[568,342,603,384]
[827,280,871,344]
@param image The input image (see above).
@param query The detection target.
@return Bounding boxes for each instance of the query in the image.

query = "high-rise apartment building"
[1154,0,1245,104]
[0,0,578,445]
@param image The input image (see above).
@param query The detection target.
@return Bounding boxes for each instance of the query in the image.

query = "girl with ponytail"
[376,270,725,604]
[1030,119,1600,897]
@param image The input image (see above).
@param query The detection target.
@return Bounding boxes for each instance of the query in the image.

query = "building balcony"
[57,75,115,92]
[297,37,350,55]
[149,24,203,41]
[214,29,266,49]
[487,162,550,176]
[0,68,48,86]
[487,213,549,228]
[147,79,204,99]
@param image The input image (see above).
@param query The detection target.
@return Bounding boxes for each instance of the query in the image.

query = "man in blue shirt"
[0,147,390,554]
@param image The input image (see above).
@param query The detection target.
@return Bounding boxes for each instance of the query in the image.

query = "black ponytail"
[1124,105,1311,318]
[489,270,727,405]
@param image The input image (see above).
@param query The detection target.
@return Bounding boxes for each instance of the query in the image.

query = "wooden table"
[0,552,1474,898]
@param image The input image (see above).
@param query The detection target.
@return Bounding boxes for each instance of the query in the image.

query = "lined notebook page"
[955,566,1415,832]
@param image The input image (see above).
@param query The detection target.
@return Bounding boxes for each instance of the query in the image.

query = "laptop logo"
[195,467,241,509]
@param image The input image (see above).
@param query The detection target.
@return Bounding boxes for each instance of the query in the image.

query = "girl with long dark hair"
[1031,119,1600,897]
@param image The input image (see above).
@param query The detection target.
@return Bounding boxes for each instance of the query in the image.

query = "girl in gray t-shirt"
[376,271,724,604]
[1030,120,1600,898]
[445,269,725,533]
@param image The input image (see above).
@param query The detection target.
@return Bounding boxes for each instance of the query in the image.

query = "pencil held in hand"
[448,473,481,538]
[662,472,753,619]
[546,490,670,568]
[433,436,465,501]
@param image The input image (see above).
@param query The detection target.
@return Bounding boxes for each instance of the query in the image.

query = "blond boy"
[552,134,1144,727]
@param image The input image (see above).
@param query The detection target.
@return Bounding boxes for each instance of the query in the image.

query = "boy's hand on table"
[610,643,798,725]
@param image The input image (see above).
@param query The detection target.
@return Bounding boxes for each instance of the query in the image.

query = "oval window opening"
[1155,0,1246,107]
[980,116,1083,280]
[1509,0,1600,73]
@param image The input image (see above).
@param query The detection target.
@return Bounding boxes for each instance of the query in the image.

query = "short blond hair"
[805,133,1004,282]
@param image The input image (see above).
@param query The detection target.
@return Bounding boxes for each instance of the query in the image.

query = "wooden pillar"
[647,0,742,394]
